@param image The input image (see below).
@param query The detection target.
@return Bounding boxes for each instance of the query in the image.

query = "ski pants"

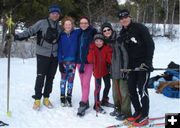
[112,79,132,117]
[94,74,111,103]
[60,61,76,96]
[127,71,150,116]
[34,54,58,100]
[77,64,93,103]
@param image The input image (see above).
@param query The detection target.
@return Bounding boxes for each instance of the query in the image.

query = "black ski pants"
[127,71,150,116]
[95,74,111,102]
[34,54,58,100]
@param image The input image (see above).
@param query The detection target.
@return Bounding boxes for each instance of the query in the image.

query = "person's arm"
[16,20,43,40]
[139,24,155,66]
[106,46,113,64]
[87,44,95,63]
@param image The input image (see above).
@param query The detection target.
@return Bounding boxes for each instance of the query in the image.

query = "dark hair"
[79,16,90,24]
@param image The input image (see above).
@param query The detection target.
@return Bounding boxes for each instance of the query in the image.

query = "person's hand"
[139,63,153,72]
[122,71,128,80]
[59,63,66,73]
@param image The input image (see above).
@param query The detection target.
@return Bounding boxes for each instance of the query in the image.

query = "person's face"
[64,20,73,32]
[95,39,104,48]
[103,27,112,38]
[120,16,131,27]
[49,12,60,21]
[80,18,89,30]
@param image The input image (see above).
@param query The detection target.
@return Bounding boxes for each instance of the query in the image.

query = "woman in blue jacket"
[58,16,80,107]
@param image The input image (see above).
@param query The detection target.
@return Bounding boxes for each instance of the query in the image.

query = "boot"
[101,97,114,108]
[132,115,149,126]
[126,111,141,121]
[60,94,66,107]
[43,98,53,109]
[66,94,72,107]
[93,102,106,114]
[77,101,89,117]
[110,107,120,116]
[33,99,41,111]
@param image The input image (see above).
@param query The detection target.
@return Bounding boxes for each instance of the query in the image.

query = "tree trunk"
[152,0,156,36]
[163,0,169,36]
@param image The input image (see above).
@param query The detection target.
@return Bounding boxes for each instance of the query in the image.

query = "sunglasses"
[103,28,111,33]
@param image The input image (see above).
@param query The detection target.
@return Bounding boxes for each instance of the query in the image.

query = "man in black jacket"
[118,9,155,126]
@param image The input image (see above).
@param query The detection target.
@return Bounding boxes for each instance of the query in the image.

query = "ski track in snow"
[0,37,180,128]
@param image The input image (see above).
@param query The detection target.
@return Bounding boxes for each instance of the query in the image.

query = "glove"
[14,35,19,41]
[122,71,128,80]
[79,63,85,74]
[139,63,153,72]
[59,63,66,73]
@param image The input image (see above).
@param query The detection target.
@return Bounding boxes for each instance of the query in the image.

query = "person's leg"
[110,79,121,116]
[78,64,93,103]
[43,56,58,98]
[66,62,76,106]
[34,55,50,100]
[137,71,150,117]
[128,72,141,113]
[119,79,132,117]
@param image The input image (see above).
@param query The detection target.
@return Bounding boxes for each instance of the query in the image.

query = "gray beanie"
[101,22,113,31]
[94,33,104,41]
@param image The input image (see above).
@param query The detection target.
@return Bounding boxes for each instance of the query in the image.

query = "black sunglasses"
[103,28,111,33]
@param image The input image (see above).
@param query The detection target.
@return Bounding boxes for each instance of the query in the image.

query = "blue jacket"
[76,27,97,64]
[58,29,81,63]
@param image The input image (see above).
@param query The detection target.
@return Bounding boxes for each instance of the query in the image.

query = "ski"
[0,120,9,126]
[127,122,165,128]
[106,116,164,128]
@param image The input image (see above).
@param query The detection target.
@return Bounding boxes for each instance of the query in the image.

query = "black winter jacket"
[119,22,155,68]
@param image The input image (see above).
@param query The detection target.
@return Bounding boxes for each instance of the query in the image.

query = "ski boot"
[66,94,72,107]
[77,101,89,117]
[60,94,66,107]
[101,97,114,108]
[33,99,41,111]
[43,98,53,109]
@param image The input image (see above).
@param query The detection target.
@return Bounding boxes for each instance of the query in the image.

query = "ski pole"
[120,68,179,72]
[5,11,15,117]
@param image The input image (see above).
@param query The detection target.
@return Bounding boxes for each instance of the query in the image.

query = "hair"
[79,16,90,24]
[61,16,75,29]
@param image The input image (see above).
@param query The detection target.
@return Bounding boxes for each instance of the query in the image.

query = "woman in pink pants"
[76,16,97,116]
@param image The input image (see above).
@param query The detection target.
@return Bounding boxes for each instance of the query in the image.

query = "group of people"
[14,4,155,126]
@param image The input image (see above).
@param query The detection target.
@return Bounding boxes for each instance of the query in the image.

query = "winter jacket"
[58,29,81,62]
[104,31,128,79]
[119,22,155,68]
[17,17,62,57]
[76,27,97,64]
[87,43,113,79]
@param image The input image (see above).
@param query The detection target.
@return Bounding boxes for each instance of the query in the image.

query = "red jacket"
[87,43,113,78]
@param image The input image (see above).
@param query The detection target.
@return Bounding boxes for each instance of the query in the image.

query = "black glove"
[59,63,65,73]
[139,63,153,72]
[79,63,85,74]
[122,71,128,80]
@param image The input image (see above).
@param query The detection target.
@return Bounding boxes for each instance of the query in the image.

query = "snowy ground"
[0,37,180,128]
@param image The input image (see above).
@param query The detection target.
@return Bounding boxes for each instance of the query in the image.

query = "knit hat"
[94,33,104,41]
[49,5,61,14]
[101,22,113,31]
[118,9,131,19]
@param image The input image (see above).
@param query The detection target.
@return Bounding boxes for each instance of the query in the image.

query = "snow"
[0,38,180,127]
